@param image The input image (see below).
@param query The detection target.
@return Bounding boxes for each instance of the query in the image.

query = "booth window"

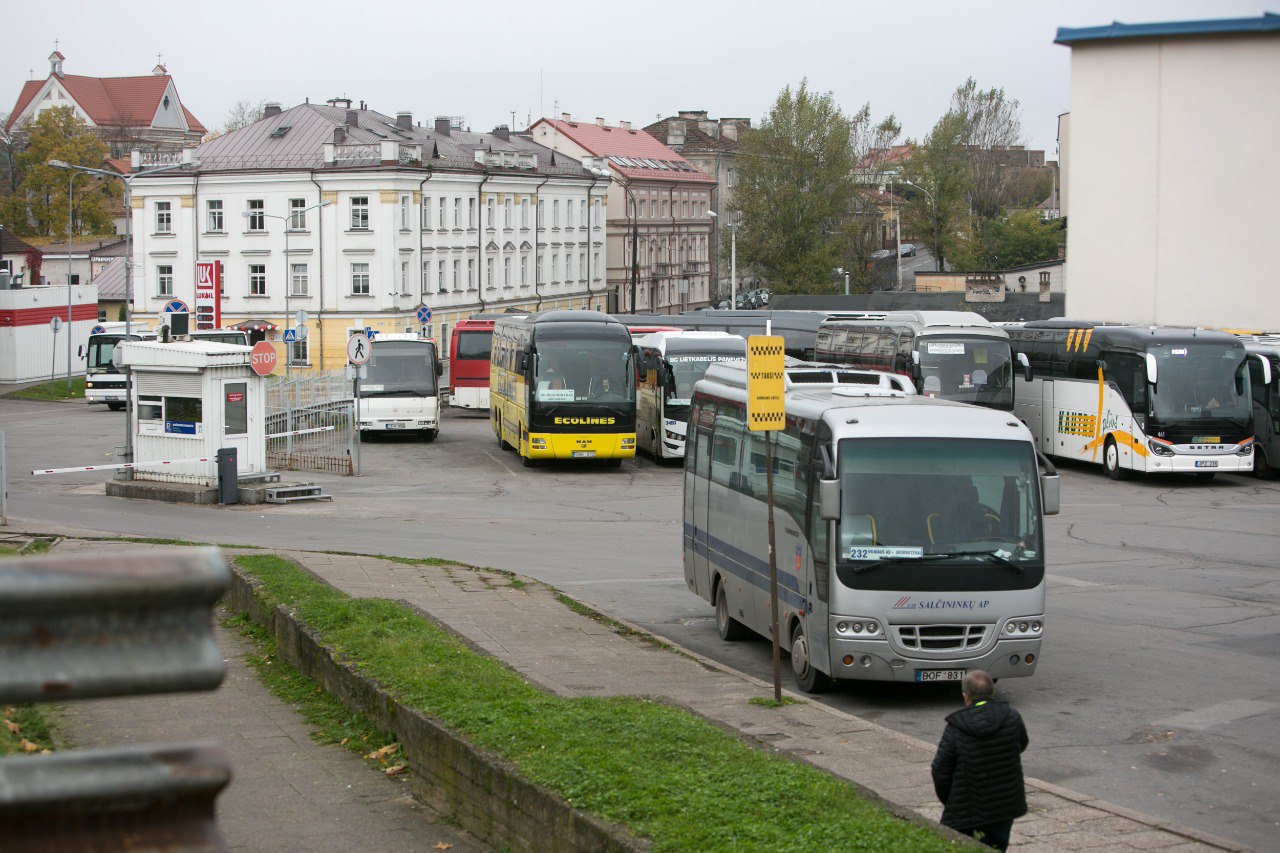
[166,397,203,424]
[138,396,163,422]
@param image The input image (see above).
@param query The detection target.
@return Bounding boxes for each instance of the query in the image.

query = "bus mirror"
[78,344,85,359]
[911,350,920,366]
[1094,358,1107,372]
[819,478,841,520]
[436,359,444,377]
[519,346,531,372]
[1253,352,1273,387]
[1144,352,1158,387]
[1017,351,1032,382]
[1040,473,1060,515]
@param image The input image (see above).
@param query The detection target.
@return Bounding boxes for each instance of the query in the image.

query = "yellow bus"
[490,310,637,467]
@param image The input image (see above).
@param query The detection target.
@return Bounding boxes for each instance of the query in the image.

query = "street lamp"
[706,209,737,308]
[898,177,940,272]
[834,267,849,296]
[242,200,329,378]
[49,157,199,473]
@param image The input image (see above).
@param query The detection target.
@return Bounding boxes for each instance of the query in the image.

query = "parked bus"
[633,331,747,461]
[81,323,156,410]
[684,362,1059,691]
[815,311,1015,411]
[189,329,249,347]
[1008,321,1270,479]
[357,333,443,441]
[1242,336,1280,478]
[448,314,508,412]
[491,310,636,466]
[613,310,835,360]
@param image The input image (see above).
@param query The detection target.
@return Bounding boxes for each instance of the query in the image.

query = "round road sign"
[164,299,189,313]
[347,332,371,365]
[416,305,432,324]
[91,324,105,335]
[249,340,277,376]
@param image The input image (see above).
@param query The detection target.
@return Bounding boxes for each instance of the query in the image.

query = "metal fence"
[266,371,356,475]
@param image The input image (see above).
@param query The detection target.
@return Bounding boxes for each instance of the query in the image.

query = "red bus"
[448,314,510,411]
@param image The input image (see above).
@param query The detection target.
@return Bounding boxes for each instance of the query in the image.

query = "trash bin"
[216,448,238,505]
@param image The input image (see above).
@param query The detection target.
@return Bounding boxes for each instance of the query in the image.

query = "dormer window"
[163,95,171,110]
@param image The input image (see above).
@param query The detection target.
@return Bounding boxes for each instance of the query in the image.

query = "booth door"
[222,380,252,473]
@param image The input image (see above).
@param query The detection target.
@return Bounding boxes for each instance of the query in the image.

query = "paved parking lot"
[2,398,1278,848]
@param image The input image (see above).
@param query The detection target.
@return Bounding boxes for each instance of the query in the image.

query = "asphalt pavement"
[2,397,1277,848]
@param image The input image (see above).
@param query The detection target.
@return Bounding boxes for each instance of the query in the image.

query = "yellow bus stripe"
[1066,329,1078,351]
[1082,329,1094,351]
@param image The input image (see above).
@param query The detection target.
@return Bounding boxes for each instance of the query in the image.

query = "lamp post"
[48,157,199,473]
[834,267,849,296]
[65,170,77,392]
[707,209,737,307]
[243,200,329,378]
[899,178,939,272]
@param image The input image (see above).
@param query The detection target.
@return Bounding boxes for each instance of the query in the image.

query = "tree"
[902,111,972,274]
[731,81,862,293]
[979,210,1063,269]
[950,78,1025,218]
[1,107,116,238]
[840,105,901,292]
[222,99,269,133]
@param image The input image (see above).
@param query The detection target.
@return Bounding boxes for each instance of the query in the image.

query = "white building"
[1057,13,1280,329]
[128,100,610,372]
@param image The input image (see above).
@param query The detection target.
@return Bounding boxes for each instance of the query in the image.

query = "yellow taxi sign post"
[746,336,786,432]
[747,335,786,701]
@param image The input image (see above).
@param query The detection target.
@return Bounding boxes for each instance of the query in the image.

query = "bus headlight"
[531,437,546,448]
[832,617,882,638]
[1237,443,1253,456]
[1004,618,1043,637]
[621,437,636,446]
[1148,439,1175,457]
[665,429,683,441]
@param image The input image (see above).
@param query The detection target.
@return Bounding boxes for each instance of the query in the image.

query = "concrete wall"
[1064,33,1280,328]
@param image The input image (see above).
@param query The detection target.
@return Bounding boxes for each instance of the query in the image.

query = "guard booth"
[117,340,266,484]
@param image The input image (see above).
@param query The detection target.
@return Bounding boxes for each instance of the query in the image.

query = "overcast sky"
[4,0,1271,155]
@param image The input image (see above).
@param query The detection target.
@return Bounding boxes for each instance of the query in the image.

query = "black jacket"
[931,699,1029,829]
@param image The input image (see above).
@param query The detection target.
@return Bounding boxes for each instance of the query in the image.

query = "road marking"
[1157,699,1277,732]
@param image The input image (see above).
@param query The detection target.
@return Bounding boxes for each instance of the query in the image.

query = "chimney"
[396,111,412,130]
[595,117,605,127]
[720,118,750,142]
[333,126,346,144]
[666,119,686,147]
[346,109,359,128]
[327,97,352,109]
[619,120,632,132]
[678,110,708,121]
[263,102,282,119]
[561,112,572,123]
[492,125,510,141]
[434,116,452,136]
[49,51,64,77]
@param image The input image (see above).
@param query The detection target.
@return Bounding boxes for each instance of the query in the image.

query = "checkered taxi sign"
[747,335,786,432]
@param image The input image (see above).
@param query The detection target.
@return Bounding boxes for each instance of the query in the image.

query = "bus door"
[1040,379,1055,455]
[685,404,714,598]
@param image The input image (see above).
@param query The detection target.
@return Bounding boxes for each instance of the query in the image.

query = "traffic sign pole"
[747,335,787,702]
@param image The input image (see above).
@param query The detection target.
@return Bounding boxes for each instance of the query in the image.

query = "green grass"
[223,613,405,772]
[0,705,57,756]
[234,555,953,852]
[5,376,86,401]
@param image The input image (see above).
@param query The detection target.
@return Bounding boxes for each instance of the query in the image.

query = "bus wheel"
[1104,437,1128,481]
[790,621,831,694]
[522,454,538,468]
[715,582,747,641]
[107,402,124,411]
[1256,449,1275,480]
[651,429,661,460]
[423,429,438,443]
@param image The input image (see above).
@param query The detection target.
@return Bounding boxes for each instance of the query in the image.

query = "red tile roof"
[6,73,206,134]
[536,118,713,184]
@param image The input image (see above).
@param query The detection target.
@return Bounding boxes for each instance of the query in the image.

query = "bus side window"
[805,431,830,603]
[710,403,743,490]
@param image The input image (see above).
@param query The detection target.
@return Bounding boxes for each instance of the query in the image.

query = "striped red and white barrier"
[32,457,213,476]
[265,426,336,439]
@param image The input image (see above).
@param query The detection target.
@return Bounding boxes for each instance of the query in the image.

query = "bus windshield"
[918,337,1013,409]
[535,338,634,403]
[1148,343,1250,424]
[363,342,438,396]
[87,337,123,373]
[455,330,492,361]
[666,354,745,407]
[835,437,1042,588]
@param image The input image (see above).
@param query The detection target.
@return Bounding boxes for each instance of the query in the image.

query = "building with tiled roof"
[645,111,754,299]
[530,114,715,313]
[5,52,206,155]
[126,99,610,370]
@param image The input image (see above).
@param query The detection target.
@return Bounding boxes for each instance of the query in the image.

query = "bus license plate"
[385,423,406,430]
[1195,460,1217,468]
[572,450,596,458]
[916,669,966,682]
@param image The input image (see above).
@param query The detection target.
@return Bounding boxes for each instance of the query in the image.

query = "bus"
[1242,336,1280,478]
[683,362,1059,690]
[448,314,510,412]
[613,310,834,360]
[189,329,249,347]
[633,331,747,461]
[357,333,443,441]
[491,310,636,466]
[1008,321,1270,479]
[815,311,1015,410]
[81,324,156,410]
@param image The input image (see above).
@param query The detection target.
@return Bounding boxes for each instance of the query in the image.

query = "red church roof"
[6,72,206,135]
[536,118,713,183]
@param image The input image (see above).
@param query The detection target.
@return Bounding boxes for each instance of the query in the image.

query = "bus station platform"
[43,536,1245,851]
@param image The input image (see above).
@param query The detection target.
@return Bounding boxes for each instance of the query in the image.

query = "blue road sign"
[365,326,379,339]
[164,300,189,313]
[91,324,105,335]
[283,329,297,343]
[416,305,432,323]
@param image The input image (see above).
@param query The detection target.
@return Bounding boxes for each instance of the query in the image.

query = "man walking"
[931,670,1029,850]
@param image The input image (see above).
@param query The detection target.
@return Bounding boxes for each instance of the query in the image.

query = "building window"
[593,252,600,280]
[247,199,265,231]
[467,259,475,290]
[552,199,560,228]
[289,198,306,230]
[400,195,409,229]
[580,252,586,281]
[580,200,586,228]
[421,260,430,294]
[290,263,309,296]
[155,201,172,234]
[422,198,431,231]
[438,198,446,230]
[206,199,223,232]
[350,196,369,230]
[520,255,528,286]
[438,260,447,292]
[289,337,309,365]
[537,253,543,283]
[351,262,370,295]
[486,198,495,228]
[551,254,558,282]
[249,264,267,296]
[593,198,601,228]
[401,261,409,294]
[454,198,461,229]
[521,198,529,228]
[157,264,173,296]
[537,199,545,224]
[452,260,460,291]
[566,199,573,228]
[728,168,736,189]
[466,198,474,228]
[486,257,494,288]
[503,256,511,288]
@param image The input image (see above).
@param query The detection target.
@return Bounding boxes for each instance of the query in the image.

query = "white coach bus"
[683,363,1059,691]
[358,333,443,441]
[633,331,746,461]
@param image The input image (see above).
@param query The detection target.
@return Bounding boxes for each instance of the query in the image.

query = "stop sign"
[249,341,278,376]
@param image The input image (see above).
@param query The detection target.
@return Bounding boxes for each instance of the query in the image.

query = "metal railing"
[266,401,355,475]
[266,369,350,409]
